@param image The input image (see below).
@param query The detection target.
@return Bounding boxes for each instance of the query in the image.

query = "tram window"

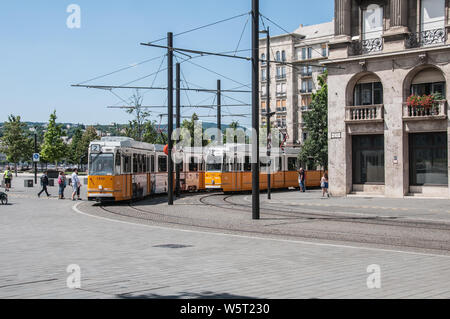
[150,155,155,173]
[189,157,198,172]
[222,156,230,172]
[123,155,131,173]
[89,153,114,176]
[288,157,298,171]
[158,156,167,172]
[278,157,282,172]
[244,156,251,172]
[133,154,138,173]
[115,151,121,174]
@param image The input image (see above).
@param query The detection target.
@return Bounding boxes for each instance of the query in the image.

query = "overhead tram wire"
[234,14,251,56]
[147,12,251,44]
[76,54,167,85]
[184,59,251,89]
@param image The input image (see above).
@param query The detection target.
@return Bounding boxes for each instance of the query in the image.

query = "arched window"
[354,74,383,105]
[281,50,286,62]
[363,4,383,40]
[261,53,266,64]
[411,68,445,96]
[276,51,281,61]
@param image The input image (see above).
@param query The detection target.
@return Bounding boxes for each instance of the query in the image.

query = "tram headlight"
[98,185,103,190]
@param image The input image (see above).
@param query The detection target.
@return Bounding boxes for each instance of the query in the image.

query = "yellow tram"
[87,137,206,202]
[87,137,322,202]
[205,144,323,192]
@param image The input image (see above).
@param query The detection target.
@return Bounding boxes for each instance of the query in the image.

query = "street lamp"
[29,126,38,184]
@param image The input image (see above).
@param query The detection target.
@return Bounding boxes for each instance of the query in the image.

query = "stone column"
[329,0,352,59]
[390,0,408,28]
[384,0,409,52]
[335,0,351,36]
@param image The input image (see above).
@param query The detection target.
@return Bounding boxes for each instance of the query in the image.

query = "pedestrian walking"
[3,166,12,192]
[38,171,51,198]
[58,172,67,199]
[298,167,306,193]
[71,169,81,201]
[321,172,329,198]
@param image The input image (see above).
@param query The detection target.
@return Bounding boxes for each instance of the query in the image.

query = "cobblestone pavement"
[1,176,450,298]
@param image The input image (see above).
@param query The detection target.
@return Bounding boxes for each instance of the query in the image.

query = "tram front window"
[89,153,114,176]
[206,156,222,172]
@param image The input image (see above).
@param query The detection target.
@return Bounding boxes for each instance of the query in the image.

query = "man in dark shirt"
[38,171,51,198]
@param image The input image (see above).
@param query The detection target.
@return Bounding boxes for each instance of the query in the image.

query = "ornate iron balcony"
[351,38,383,55]
[406,28,447,48]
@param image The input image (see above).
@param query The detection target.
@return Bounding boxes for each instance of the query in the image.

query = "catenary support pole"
[34,132,37,185]
[252,0,260,220]
[217,79,221,134]
[167,32,174,205]
[175,62,181,197]
[266,27,271,200]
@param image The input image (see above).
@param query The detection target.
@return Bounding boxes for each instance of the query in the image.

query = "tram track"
[94,193,450,255]
[199,193,450,231]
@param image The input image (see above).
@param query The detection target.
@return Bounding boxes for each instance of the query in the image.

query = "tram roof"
[90,137,157,151]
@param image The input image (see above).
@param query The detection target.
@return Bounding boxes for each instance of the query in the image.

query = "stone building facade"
[325,0,450,198]
[259,22,334,146]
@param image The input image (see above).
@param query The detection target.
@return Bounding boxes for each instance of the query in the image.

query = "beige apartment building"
[259,21,334,146]
[326,0,450,198]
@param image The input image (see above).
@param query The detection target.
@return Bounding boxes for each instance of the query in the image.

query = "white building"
[259,21,334,146]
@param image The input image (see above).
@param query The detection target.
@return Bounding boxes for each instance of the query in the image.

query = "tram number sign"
[90,144,102,153]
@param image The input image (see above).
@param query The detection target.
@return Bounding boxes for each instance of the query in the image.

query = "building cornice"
[323,44,450,65]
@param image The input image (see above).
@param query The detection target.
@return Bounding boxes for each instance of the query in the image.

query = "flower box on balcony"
[403,99,447,120]
[404,93,447,119]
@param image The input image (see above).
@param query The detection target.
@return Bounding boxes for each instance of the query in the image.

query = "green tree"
[78,126,99,165]
[125,90,150,141]
[68,127,84,164]
[40,111,67,165]
[0,115,33,175]
[181,113,208,146]
[142,120,167,144]
[299,71,328,170]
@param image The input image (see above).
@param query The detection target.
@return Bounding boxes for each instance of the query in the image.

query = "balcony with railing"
[301,105,310,112]
[345,104,384,123]
[351,37,383,56]
[406,28,447,49]
[402,100,447,120]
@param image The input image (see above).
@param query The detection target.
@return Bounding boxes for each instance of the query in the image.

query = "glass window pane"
[410,132,448,186]
[352,135,385,184]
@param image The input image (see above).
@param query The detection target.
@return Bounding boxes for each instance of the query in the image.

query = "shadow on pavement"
[118,290,258,299]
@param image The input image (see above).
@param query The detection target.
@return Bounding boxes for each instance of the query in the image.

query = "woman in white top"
[71,169,80,201]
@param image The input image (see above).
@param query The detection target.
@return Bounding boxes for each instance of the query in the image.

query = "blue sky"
[0,0,333,127]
